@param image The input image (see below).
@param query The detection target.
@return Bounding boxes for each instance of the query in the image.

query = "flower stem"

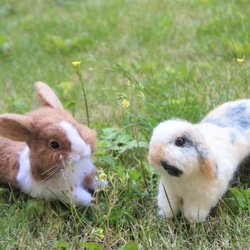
[72,62,90,127]
[81,81,90,127]
[133,96,149,194]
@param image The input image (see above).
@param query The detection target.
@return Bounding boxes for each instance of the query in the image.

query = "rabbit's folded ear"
[0,114,32,142]
[195,142,218,180]
[35,81,64,110]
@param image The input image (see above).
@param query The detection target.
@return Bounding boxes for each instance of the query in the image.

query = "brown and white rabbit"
[149,99,250,222]
[0,81,97,206]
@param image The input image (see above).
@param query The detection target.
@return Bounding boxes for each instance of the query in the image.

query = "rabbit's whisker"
[44,165,64,179]
[52,168,65,181]
[41,160,69,185]
[41,160,67,176]
[41,169,63,185]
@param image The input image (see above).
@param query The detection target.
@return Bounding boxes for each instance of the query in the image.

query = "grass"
[0,0,250,249]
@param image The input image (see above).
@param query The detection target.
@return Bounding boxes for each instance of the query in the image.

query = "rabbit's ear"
[35,81,64,110]
[195,141,217,180]
[0,114,33,142]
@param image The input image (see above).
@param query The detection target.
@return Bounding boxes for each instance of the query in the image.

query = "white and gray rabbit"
[149,99,250,221]
[0,81,98,206]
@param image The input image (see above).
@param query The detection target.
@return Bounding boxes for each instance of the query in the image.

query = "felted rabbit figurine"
[0,81,97,206]
[149,99,250,221]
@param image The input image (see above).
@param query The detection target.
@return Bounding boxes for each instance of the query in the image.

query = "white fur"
[149,100,250,222]
[60,121,91,159]
[16,121,95,206]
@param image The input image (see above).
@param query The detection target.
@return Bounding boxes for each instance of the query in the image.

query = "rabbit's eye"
[50,141,60,149]
[175,137,185,147]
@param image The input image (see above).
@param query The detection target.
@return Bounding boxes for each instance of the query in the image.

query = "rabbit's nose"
[160,160,183,177]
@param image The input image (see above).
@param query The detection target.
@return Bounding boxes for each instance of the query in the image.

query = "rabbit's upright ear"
[0,114,32,142]
[195,141,218,180]
[35,81,64,110]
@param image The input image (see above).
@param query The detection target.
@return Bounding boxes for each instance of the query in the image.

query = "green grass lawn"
[0,0,250,249]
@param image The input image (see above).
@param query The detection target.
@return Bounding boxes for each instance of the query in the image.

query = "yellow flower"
[98,230,104,241]
[136,91,145,98]
[121,99,130,108]
[116,92,128,100]
[91,228,104,241]
[98,169,107,183]
[237,56,245,63]
[127,81,131,86]
[72,61,81,66]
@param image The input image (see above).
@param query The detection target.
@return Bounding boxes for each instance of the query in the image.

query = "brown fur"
[83,168,96,189]
[202,157,217,180]
[148,142,165,167]
[0,138,25,186]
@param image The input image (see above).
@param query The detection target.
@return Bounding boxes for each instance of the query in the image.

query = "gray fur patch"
[226,102,246,117]
[225,103,250,129]
[228,131,236,144]
[203,102,250,130]
[202,118,226,128]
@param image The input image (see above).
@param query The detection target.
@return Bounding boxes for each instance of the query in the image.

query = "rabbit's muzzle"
[160,160,183,177]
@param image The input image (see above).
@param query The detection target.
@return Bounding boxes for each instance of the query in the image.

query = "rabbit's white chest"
[17,146,94,205]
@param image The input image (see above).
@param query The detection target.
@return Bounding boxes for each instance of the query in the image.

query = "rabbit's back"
[201,99,250,130]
